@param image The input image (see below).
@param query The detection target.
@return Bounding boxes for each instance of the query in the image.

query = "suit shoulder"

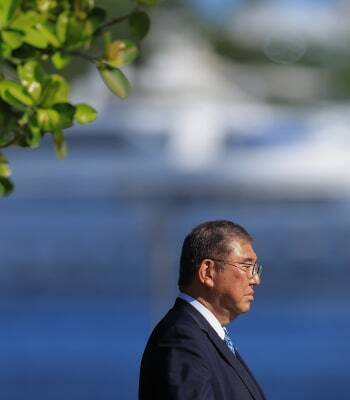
[146,303,207,347]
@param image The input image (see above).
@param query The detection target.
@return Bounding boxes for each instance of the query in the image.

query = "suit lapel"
[236,350,267,400]
[176,299,264,400]
[205,327,264,400]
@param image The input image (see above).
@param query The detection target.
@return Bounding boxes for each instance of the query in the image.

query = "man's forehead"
[227,239,256,260]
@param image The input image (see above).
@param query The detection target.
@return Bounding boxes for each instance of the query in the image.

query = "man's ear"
[197,259,215,288]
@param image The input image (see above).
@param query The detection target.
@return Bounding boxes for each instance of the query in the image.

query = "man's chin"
[240,302,252,313]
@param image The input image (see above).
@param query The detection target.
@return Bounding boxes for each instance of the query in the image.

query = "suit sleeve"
[156,325,216,400]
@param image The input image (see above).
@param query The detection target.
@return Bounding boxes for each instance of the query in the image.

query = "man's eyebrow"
[237,257,256,263]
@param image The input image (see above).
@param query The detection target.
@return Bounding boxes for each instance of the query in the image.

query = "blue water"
[1,199,350,399]
[0,299,150,400]
[0,298,349,400]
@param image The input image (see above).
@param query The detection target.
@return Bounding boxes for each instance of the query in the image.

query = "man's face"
[212,239,260,321]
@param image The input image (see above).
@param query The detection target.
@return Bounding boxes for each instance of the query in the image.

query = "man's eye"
[240,263,255,268]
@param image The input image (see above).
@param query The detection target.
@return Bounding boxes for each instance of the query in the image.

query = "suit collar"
[178,292,225,339]
[174,298,265,400]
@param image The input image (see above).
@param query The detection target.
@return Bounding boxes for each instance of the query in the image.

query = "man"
[139,220,266,400]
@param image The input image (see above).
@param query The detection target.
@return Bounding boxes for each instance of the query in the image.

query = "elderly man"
[139,220,266,400]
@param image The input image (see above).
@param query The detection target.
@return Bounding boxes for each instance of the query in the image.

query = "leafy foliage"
[0,0,159,196]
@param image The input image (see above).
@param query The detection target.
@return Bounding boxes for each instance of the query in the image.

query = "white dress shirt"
[179,292,225,340]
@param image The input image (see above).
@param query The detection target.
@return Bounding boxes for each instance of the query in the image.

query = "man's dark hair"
[178,220,252,289]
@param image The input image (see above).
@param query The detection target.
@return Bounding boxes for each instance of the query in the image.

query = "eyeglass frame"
[209,257,262,278]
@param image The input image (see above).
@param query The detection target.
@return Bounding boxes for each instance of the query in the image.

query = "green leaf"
[0,104,17,146]
[17,61,48,102]
[36,22,60,48]
[129,11,150,41]
[53,130,67,160]
[26,81,42,102]
[0,153,11,178]
[53,103,75,129]
[17,60,48,87]
[40,74,69,107]
[0,80,34,107]
[66,16,86,49]
[0,40,12,59]
[51,51,71,69]
[1,29,24,49]
[36,0,58,14]
[74,103,97,124]
[0,0,20,28]
[74,0,95,20]
[23,27,49,49]
[0,177,14,196]
[98,66,130,99]
[39,80,59,107]
[84,7,106,35]
[36,104,74,134]
[137,0,160,5]
[56,11,69,43]
[2,91,27,111]
[6,83,34,106]
[104,40,139,68]
[37,108,61,131]
[10,11,45,30]
[27,117,42,148]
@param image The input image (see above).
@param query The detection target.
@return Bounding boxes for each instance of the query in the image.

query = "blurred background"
[1,0,350,398]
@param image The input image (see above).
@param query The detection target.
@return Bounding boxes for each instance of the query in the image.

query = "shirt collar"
[179,292,225,340]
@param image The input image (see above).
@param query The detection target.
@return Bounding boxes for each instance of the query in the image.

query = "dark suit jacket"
[139,298,266,400]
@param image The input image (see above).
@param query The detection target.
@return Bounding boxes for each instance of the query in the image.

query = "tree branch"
[68,51,99,63]
[93,9,137,37]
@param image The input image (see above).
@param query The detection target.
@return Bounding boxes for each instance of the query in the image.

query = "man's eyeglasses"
[210,258,262,278]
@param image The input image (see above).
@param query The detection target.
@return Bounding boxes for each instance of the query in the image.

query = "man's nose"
[251,273,261,286]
